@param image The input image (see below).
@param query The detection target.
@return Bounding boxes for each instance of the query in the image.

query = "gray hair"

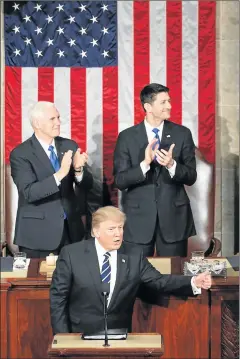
[29,101,55,127]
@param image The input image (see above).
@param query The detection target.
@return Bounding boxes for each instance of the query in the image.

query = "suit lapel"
[31,134,55,175]
[85,240,103,304]
[108,252,129,311]
[134,121,149,162]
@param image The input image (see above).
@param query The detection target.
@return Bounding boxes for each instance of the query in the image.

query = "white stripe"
[21,68,38,141]
[182,1,198,145]
[54,68,71,139]
[102,272,111,282]
[118,1,134,134]
[86,68,103,205]
[101,265,110,275]
[117,1,134,208]
[150,1,166,85]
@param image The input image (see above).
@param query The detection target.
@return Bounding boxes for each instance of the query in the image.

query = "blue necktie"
[101,252,111,284]
[48,145,60,172]
[152,128,161,151]
[48,145,66,219]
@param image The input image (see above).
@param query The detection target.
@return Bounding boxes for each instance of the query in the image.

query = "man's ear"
[144,102,151,113]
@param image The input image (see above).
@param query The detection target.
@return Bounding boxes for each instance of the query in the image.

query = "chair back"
[185,148,216,255]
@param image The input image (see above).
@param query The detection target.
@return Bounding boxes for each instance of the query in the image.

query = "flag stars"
[34,27,42,35]
[46,38,54,46]
[56,27,64,35]
[90,16,98,23]
[56,4,64,12]
[101,27,109,35]
[102,50,109,58]
[79,27,87,35]
[23,15,31,23]
[90,38,98,47]
[79,4,87,12]
[24,37,32,45]
[46,15,53,24]
[35,50,43,57]
[13,25,20,34]
[68,16,75,24]
[34,3,42,12]
[101,4,108,12]
[80,50,87,58]
[57,50,65,58]
[13,48,21,56]
[13,3,20,11]
[68,39,76,47]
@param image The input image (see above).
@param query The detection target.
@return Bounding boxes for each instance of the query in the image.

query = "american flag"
[4,1,216,208]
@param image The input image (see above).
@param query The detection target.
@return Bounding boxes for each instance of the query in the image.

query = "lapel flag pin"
[166,135,171,138]
[122,259,125,263]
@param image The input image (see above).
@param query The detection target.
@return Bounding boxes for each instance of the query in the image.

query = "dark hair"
[140,83,169,111]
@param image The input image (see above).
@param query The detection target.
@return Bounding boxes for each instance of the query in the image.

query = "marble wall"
[215,1,239,255]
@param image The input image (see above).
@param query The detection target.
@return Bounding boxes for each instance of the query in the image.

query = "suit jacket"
[113,120,197,244]
[50,239,193,334]
[10,134,93,250]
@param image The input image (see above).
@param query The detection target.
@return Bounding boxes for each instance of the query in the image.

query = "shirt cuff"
[53,174,61,186]
[167,160,176,178]
[140,161,150,176]
[191,277,201,295]
[75,171,83,182]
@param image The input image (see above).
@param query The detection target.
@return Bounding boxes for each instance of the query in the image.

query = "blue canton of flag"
[5,1,117,67]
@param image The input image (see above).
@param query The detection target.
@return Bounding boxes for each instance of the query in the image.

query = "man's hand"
[143,138,158,166]
[73,148,88,170]
[55,150,73,181]
[156,143,175,168]
[194,271,212,290]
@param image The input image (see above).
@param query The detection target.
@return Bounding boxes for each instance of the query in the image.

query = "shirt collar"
[144,118,164,132]
[35,134,56,153]
[95,238,117,257]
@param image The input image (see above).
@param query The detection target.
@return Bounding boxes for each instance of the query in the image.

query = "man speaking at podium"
[50,206,211,335]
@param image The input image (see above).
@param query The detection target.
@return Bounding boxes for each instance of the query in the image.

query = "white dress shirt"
[140,119,176,178]
[95,238,117,306]
[95,238,201,301]
[35,135,83,186]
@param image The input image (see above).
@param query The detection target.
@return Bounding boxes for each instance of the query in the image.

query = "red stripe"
[166,1,182,125]
[70,68,86,152]
[198,1,216,164]
[5,67,22,163]
[103,67,118,206]
[134,1,150,125]
[38,68,54,102]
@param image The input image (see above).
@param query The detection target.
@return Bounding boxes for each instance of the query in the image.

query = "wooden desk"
[48,333,164,358]
[0,258,239,359]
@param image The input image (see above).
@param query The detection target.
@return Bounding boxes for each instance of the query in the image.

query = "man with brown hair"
[50,206,211,335]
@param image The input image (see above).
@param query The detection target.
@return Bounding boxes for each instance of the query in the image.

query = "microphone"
[102,283,110,347]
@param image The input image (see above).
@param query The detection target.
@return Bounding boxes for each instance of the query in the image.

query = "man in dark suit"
[10,101,93,258]
[50,206,211,335]
[113,83,197,257]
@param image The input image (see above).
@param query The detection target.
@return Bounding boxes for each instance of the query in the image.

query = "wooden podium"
[47,333,164,358]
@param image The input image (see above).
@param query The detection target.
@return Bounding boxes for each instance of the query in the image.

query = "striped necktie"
[101,252,111,284]
[152,128,161,151]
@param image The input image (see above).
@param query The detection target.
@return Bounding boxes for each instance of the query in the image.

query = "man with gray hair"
[10,101,93,258]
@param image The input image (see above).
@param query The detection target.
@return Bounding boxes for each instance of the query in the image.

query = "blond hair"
[91,206,126,236]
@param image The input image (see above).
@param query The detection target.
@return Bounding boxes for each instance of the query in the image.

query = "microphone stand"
[102,291,110,347]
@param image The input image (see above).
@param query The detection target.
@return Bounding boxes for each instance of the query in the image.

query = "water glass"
[13,252,27,269]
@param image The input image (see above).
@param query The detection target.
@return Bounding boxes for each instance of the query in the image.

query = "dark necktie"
[48,145,60,172]
[101,252,111,284]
